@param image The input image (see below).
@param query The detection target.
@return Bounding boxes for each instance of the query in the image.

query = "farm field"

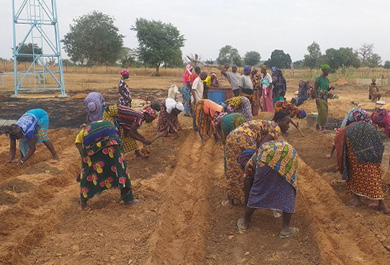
[1,70,390,264]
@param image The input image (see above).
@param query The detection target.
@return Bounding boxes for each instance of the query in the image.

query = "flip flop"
[279,227,299,239]
[124,199,142,206]
[236,218,247,233]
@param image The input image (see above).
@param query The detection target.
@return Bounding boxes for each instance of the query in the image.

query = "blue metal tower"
[12,0,66,97]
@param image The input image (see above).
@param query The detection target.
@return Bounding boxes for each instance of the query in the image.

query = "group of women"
[5,66,389,240]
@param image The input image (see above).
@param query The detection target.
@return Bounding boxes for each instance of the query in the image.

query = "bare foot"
[368,203,390,214]
[135,150,149,159]
[350,198,361,207]
[326,154,331,159]
[80,200,88,210]
[124,199,142,206]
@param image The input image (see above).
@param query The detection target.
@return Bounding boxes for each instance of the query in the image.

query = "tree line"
[7,11,390,73]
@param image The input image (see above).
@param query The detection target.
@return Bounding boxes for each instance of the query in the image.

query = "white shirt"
[191,76,204,102]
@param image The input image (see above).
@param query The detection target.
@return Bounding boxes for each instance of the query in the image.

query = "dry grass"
[2,60,390,93]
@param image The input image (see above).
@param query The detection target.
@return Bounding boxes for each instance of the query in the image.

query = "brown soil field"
[1,73,390,264]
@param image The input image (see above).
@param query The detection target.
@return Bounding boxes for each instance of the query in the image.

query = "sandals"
[236,218,247,233]
[279,227,299,239]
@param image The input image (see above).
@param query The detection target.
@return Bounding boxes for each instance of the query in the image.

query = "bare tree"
[358,43,374,66]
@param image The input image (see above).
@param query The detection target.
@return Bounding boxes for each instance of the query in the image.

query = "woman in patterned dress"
[118,69,132,107]
[236,141,299,238]
[102,104,157,158]
[335,119,389,214]
[224,111,291,205]
[219,113,247,144]
[79,120,140,209]
[225,96,253,121]
[193,99,224,144]
[7,109,59,167]
[157,98,184,137]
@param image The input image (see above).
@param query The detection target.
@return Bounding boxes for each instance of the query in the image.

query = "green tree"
[322,47,361,70]
[339,47,361,68]
[15,43,42,62]
[62,11,124,65]
[303,42,322,69]
[132,18,185,75]
[264,49,292,69]
[119,47,138,68]
[366,53,382,68]
[384,61,390,69]
[216,45,242,66]
[322,48,346,70]
[243,51,261,66]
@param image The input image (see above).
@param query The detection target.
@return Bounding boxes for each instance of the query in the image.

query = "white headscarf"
[165,98,184,114]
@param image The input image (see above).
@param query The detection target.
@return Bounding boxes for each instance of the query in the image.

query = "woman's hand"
[17,159,24,168]
[143,140,152,145]
[4,160,16,166]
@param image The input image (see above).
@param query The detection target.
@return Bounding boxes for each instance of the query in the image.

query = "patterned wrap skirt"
[316,99,328,127]
[346,139,384,199]
[80,121,133,202]
[224,131,256,203]
[247,165,296,213]
[194,100,214,137]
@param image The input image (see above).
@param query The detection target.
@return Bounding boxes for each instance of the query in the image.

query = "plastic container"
[306,113,318,127]
[208,90,226,103]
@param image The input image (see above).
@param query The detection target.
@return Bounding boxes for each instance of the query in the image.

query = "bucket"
[306,113,318,127]
[208,90,226,103]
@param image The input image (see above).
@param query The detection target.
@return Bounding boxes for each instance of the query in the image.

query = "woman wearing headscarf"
[314,64,335,131]
[236,140,299,238]
[75,93,106,157]
[260,65,274,112]
[181,64,193,116]
[334,114,388,214]
[369,79,381,102]
[371,108,390,138]
[274,100,306,131]
[6,109,59,167]
[118,69,132,107]
[157,98,184,137]
[272,68,287,104]
[224,111,291,205]
[103,104,158,158]
[84,92,105,122]
[203,72,219,99]
[225,96,253,121]
[79,120,140,209]
[193,99,224,144]
[327,108,370,158]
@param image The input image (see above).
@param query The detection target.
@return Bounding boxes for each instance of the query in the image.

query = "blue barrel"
[208,90,226,103]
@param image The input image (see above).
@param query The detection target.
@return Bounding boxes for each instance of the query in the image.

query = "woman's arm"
[127,122,151,145]
[8,138,16,162]
[18,138,37,166]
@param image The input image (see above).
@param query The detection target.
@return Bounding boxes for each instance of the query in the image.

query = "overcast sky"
[1,0,390,64]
